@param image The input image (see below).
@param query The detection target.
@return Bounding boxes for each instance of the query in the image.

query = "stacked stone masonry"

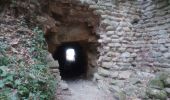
[76,0,170,99]
[47,0,170,99]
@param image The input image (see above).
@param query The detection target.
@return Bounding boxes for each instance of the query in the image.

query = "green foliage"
[0,27,57,100]
[31,27,47,62]
[0,42,9,54]
[15,64,57,100]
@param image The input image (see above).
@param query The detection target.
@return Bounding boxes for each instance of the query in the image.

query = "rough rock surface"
[43,0,170,99]
[56,79,115,100]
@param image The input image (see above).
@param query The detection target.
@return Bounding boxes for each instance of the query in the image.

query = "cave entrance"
[45,23,99,80]
[43,1,100,80]
[53,42,87,79]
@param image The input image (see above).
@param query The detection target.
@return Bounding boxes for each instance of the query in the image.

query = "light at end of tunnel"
[66,48,75,61]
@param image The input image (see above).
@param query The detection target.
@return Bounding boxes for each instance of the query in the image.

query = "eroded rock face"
[41,0,100,80]
[47,24,94,44]
[41,1,100,54]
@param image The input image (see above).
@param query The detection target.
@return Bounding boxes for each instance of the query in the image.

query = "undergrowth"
[0,27,57,100]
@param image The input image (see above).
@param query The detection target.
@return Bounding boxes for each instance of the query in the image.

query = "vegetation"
[0,27,57,100]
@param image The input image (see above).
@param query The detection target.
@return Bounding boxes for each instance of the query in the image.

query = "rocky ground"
[56,79,115,100]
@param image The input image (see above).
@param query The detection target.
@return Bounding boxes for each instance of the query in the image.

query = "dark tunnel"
[53,42,87,79]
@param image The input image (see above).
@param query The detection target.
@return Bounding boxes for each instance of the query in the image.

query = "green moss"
[114,91,126,100]
[146,88,167,100]
[157,72,169,82]
[148,78,164,90]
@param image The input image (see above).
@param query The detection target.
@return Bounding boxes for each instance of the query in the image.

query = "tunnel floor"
[53,42,87,79]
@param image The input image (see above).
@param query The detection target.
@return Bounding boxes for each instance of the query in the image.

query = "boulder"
[148,78,164,90]
[165,88,170,97]
[164,77,170,87]
[102,62,113,69]
[98,68,110,77]
[113,91,126,100]
[118,71,132,79]
[146,88,167,100]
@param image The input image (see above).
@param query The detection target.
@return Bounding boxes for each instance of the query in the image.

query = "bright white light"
[66,48,75,61]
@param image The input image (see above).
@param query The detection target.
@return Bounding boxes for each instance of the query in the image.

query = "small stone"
[51,69,59,73]
[158,39,166,44]
[108,43,121,47]
[109,85,121,93]
[110,80,117,85]
[114,91,126,100]
[103,56,112,61]
[48,61,59,68]
[36,16,47,23]
[119,22,127,27]
[93,73,103,80]
[163,53,170,59]
[159,45,168,52]
[102,62,113,69]
[118,47,126,52]
[123,27,131,32]
[164,77,170,87]
[146,88,167,100]
[121,52,130,58]
[110,80,125,86]
[118,71,132,79]
[148,79,164,90]
[106,31,114,36]
[106,26,116,31]
[131,53,137,57]
[165,88,170,97]
[98,39,103,43]
[110,72,119,78]
[59,81,68,90]
[130,78,142,85]
[98,68,110,77]
[46,54,54,62]
[158,30,167,35]
[151,51,162,58]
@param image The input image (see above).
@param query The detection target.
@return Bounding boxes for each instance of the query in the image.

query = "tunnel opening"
[53,42,88,79]
[43,1,100,80]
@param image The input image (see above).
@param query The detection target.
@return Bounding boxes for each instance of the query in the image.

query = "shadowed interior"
[53,42,87,79]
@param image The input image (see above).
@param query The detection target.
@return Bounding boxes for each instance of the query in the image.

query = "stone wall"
[43,0,170,99]
[135,0,170,70]
[78,0,170,99]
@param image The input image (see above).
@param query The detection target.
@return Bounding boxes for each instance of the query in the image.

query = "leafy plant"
[0,56,11,66]
[0,27,57,100]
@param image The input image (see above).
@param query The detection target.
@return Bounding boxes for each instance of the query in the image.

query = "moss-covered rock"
[157,72,169,82]
[148,78,164,89]
[164,77,170,87]
[114,91,126,100]
[165,88,170,97]
[146,88,167,100]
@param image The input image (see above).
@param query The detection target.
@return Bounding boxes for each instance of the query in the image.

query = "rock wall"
[42,0,170,99]
[77,0,170,99]
[136,0,170,70]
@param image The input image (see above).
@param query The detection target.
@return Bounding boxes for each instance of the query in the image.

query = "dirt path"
[56,79,115,100]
